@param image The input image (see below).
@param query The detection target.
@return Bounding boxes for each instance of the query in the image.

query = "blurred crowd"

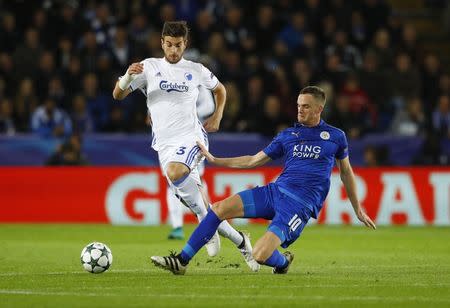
[0,0,449,165]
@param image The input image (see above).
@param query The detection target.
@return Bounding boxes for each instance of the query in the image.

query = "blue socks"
[179,210,222,264]
[263,250,288,268]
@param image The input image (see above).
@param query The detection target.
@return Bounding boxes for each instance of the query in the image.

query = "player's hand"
[127,62,144,75]
[356,208,376,230]
[203,115,221,132]
[196,141,216,163]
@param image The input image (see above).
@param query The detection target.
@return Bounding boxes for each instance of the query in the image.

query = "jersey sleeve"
[263,132,285,160]
[128,60,148,91]
[335,131,349,160]
[199,64,219,90]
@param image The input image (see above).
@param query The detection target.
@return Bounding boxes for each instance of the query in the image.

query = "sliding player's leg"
[151,194,246,274]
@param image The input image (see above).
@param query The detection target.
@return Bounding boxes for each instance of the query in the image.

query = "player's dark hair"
[162,21,189,39]
[300,86,326,105]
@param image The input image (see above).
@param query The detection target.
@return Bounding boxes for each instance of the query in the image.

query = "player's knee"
[252,247,267,264]
[166,164,189,183]
[211,201,226,219]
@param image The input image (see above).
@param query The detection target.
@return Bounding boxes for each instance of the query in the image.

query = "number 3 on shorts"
[176,146,187,155]
[288,214,302,232]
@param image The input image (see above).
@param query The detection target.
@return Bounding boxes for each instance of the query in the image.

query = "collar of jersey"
[294,119,324,128]
[162,57,185,65]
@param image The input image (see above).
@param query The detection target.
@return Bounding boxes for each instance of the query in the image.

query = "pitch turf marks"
[1,290,449,304]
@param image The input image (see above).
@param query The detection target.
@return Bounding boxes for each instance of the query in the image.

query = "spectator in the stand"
[254,95,289,136]
[145,32,164,58]
[398,23,423,63]
[109,26,133,72]
[129,13,152,46]
[432,95,450,138]
[320,53,347,90]
[31,98,72,138]
[349,11,368,50]
[55,36,74,70]
[104,105,127,132]
[291,59,314,94]
[0,53,14,98]
[273,67,296,118]
[340,73,375,127]
[46,134,88,166]
[62,56,82,98]
[277,11,306,51]
[90,3,116,48]
[243,75,265,116]
[222,5,254,53]
[31,9,55,49]
[191,10,215,53]
[358,51,391,114]
[220,82,242,132]
[389,52,422,107]
[35,51,57,99]
[96,53,115,92]
[390,97,426,136]
[79,31,102,73]
[47,76,67,109]
[0,98,15,135]
[12,28,42,78]
[70,94,94,134]
[327,94,365,139]
[55,3,81,42]
[251,5,278,54]
[421,53,442,110]
[367,29,394,69]
[81,73,111,131]
[297,32,321,71]
[13,78,39,132]
[221,49,243,83]
[319,14,337,47]
[158,3,176,27]
[0,12,19,53]
[325,30,362,70]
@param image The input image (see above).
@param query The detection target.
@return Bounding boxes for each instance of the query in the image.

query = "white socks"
[172,175,244,247]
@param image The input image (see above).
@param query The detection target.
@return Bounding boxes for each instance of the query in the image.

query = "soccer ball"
[80,242,113,274]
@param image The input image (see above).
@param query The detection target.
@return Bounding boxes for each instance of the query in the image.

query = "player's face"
[297,94,323,126]
[161,36,187,63]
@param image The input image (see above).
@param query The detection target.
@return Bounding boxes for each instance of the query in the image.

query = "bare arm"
[203,82,226,132]
[197,141,271,168]
[112,62,143,100]
[336,157,376,229]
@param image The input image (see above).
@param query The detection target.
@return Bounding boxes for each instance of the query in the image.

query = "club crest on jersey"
[184,73,192,81]
[159,80,189,93]
[320,131,330,140]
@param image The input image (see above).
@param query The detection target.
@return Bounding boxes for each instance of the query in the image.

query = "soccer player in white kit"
[166,86,214,240]
[113,21,259,271]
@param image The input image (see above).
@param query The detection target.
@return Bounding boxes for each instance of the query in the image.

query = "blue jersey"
[263,120,348,218]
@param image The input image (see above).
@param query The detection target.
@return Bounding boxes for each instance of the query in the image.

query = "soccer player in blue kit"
[151,86,376,275]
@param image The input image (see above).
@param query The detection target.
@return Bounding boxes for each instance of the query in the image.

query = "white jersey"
[196,85,216,122]
[129,57,219,151]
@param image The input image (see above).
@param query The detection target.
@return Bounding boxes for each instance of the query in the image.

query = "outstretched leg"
[151,194,259,274]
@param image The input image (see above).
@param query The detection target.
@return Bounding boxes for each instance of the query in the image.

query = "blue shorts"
[238,183,312,248]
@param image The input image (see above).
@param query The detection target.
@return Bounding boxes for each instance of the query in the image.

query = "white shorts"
[158,138,208,184]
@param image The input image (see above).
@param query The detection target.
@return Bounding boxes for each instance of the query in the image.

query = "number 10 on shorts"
[288,214,302,232]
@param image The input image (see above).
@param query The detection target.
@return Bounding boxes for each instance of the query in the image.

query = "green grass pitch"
[0,224,449,307]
